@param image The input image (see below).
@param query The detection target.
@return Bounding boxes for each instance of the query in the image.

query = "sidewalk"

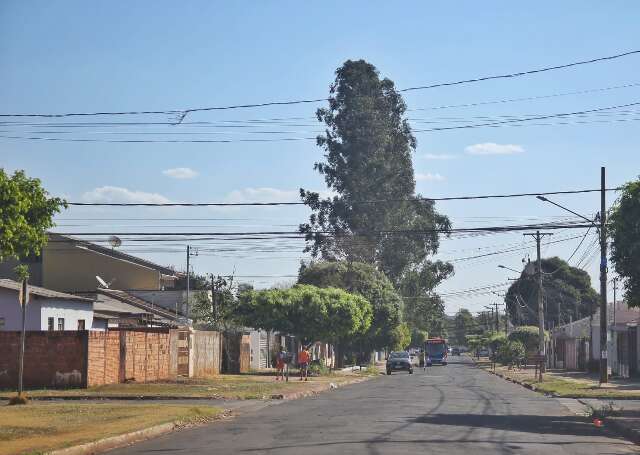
[478,362,640,444]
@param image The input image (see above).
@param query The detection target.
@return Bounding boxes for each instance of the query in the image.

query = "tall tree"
[609,179,640,307]
[298,261,402,351]
[299,60,451,286]
[505,257,598,327]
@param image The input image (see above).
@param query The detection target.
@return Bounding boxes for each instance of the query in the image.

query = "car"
[386,351,413,375]
[477,348,490,357]
[451,347,461,356]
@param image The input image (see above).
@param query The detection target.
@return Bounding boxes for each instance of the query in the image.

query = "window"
[77,319,85,331]
[48,317,55,331]
[58,318,65,331]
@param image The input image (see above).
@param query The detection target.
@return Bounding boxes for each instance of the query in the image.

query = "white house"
[0,278,94,331]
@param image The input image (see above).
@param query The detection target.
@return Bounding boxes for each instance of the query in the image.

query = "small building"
[0,278,94,331]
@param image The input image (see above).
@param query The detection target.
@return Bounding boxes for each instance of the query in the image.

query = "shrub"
[486,332,507,354]
[497,341,526,366]
[508,326,548,354]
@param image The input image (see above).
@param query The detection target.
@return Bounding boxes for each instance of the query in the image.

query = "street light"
[536,181,608,384]
[498,264,521,274]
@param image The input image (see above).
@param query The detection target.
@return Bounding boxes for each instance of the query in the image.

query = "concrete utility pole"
[524,230,553,380]
[18,278,28,396]
[186,245,190,319]
[599,166,609,384]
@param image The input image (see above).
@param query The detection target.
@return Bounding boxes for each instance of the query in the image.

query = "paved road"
[111,357,638,454]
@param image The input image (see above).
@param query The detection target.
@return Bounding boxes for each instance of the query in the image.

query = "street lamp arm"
[536,195,597,227]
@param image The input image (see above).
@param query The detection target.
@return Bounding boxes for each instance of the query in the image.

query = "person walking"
[275,347,286,381]
[298,346,311,381]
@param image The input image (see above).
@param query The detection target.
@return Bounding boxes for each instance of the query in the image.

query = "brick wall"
[87,331,121,387]
[0,331,87,389]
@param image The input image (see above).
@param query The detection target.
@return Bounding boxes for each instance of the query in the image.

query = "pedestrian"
[275,347,286,381]
[298,346,311,381]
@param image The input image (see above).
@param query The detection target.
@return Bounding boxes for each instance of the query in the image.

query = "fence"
[0,328,222,390]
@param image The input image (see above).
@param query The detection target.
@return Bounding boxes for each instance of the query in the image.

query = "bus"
[425,337,448,366]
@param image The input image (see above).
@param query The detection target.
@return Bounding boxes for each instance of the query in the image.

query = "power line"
[63,188,619,206]
[1,50,638,119]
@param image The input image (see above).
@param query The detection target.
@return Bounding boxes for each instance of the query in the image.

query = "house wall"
[39,299,94,331]
[0,331,88,389]
[128,290,186,315]
[42,242,161,292]
[0,257,44,286]
[0,288,42,331]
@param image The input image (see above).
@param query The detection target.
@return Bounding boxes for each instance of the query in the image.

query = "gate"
[177,330,190,376]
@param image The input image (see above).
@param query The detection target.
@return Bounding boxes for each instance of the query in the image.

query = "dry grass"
[481,364,640,398]
[0,403,222,455]
[0,373,363,400]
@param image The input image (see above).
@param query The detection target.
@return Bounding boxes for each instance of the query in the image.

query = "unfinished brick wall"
[122,329,170,383]
[86,331,121,387]
[0,331,87,389]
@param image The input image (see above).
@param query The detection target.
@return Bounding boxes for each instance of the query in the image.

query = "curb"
[46,422,178,455]
[40,375,374,455]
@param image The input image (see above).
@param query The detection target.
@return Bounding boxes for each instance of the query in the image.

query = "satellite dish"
[96,275,109,288]
[108,235,122,249]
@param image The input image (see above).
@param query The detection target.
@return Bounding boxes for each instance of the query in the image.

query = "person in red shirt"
[298,347,311,381]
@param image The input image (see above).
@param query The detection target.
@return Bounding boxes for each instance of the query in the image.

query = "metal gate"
[177,330,190,376]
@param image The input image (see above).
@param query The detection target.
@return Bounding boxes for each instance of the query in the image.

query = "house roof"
[48,233,178,277]
[96,288,180,322]
[0,278,94,302]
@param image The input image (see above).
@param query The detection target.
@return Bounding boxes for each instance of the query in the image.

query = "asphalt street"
[110,357,638,454]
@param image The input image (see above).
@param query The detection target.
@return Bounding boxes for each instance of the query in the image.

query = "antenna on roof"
[96,275,116,289]
[108,235,122,249]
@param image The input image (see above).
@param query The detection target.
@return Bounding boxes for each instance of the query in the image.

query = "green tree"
[505,257,598,327]
[390,322,411,351]
[508,326,549,354]
[298,261,402,351]
[237,284,373,350]
[299,60,451,286]
[610,179,640,307]
[449,308,477,346]
[0,169,66,261]
[410,328,428,348]
[399,262,453,336]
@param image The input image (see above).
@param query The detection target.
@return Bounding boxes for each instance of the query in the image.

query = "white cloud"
[224,187,300,204]
[82,186,172,204]
[162,167,199,179]
[464,142,525,156]
[422,153,457,160]
[415,172,445,182]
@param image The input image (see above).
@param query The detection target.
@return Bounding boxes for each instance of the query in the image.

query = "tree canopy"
[504,257,598,327]
[236,284,373,344]
[0,169,66,261]
[609,179,640,307]
[298,261,402,350]
[448,308,477,346]
[299,59,451,286]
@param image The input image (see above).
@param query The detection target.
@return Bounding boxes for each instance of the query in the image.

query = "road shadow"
[412,413,605,438]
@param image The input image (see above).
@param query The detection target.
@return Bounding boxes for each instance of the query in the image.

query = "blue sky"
[1,1,639,314]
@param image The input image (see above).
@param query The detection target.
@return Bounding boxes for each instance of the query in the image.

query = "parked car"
[451,347,461,356]
[477,348,490,357]
[386,351,414,375]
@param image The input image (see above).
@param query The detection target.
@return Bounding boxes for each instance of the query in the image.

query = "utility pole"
[186,245,190,320]
[612,277,618,327]
[599,166,608,384]
[17,278,28,396]
[523,230,553,380]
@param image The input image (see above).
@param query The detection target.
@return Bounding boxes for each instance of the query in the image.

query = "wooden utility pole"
[599,166,608,384]
[523,231,553,381]
[186,245,190,319]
